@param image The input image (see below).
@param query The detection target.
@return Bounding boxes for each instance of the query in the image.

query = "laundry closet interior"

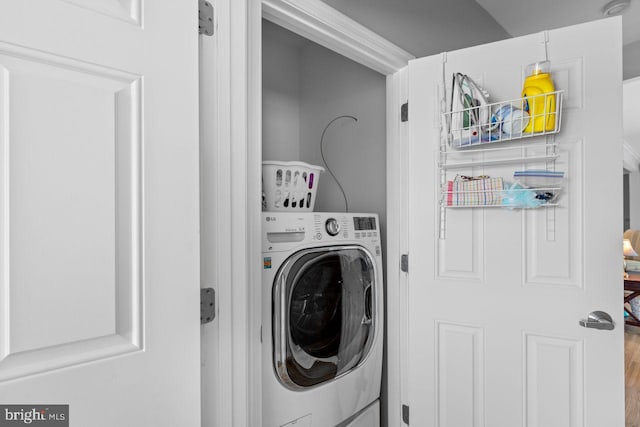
[260,16,392,427]
[262,19,387,231]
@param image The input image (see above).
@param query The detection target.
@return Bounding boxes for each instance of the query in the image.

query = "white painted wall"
[299,43,386,222]
[262,21,305,161]
[625,78,640,154]
[624,41,640,80]
[625,78,640,230]
[628,171,640,230]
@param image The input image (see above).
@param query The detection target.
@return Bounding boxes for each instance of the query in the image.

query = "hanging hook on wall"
[320,115,358,213]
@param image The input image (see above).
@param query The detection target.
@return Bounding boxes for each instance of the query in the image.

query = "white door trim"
[204,1,414,425]
[262,0,413,75]
[385,67,411,427]
[200,0,262,426]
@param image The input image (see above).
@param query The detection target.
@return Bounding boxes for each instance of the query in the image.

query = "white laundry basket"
[262,161,324,211]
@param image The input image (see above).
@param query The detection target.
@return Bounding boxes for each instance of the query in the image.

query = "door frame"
[202,0,413,425]
[199,1,262,426]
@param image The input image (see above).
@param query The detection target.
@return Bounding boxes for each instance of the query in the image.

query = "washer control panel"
[312,214,378,241]
[262,212,380,251]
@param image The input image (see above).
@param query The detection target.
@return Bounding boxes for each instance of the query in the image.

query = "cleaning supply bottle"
[521,61,556,133]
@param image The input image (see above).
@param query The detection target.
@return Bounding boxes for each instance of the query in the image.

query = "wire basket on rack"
[262,161,324,211]
[442,175,563,208]
[445,91,564,148]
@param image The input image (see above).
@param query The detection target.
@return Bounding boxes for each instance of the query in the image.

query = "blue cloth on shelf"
[502,182,543,209]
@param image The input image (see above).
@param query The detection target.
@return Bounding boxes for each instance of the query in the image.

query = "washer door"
[273,246,376,389]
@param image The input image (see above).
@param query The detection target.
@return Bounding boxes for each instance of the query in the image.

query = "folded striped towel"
[446,176,504,206]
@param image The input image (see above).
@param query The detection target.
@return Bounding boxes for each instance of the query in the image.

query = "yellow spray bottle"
[522,61,556,133]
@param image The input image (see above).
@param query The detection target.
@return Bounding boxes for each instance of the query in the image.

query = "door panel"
[0,1,200,425]
[406,18,623,427]
[436,322,484,427]
[60,0,142,24]
[0,44,142,380]
[524,334,584,427]
[524,141,582,287]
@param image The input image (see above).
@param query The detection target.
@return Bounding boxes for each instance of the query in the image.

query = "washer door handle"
[363,286,372,325]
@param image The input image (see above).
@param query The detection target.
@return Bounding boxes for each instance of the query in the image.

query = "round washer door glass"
[273,246,376,389]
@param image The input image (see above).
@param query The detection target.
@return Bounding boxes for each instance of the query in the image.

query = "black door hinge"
[401,254,409,273]
[201,288,215,324]
[402,404,410,424]
[401,102,408,122]
[199,0,214,36]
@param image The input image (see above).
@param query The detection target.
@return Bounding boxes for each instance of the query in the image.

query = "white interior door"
[406,18,623,426]
[0,1,201,425]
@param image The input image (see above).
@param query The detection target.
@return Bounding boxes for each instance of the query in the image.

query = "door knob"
[579,311,615,330]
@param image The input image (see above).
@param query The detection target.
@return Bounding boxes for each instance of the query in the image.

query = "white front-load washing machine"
[262,212,383,427]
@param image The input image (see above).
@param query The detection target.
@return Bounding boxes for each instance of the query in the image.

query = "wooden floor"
[627,329,640,426]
